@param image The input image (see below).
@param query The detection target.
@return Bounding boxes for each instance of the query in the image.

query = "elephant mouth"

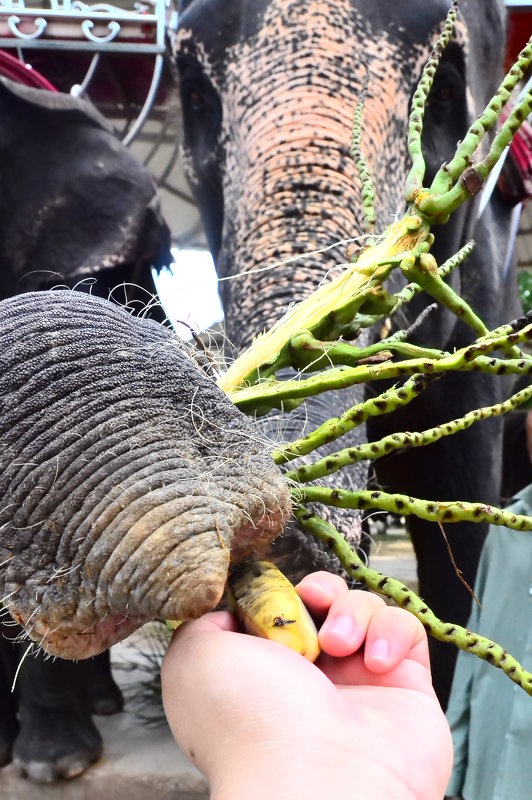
[36,614,148,661]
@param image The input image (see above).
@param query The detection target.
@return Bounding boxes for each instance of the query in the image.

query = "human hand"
[161,571,452,800]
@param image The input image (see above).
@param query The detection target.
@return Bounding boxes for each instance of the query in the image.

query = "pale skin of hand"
[161,571,453,800]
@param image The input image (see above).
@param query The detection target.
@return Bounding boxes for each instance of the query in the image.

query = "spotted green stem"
[351,63,376,233]
[293,486,532,532]
[231,323,532,413]
[423,37,532,217]
[388,241,475,327]
[294,508,532,696]
[405,0,458,201]
[286,383,532,482]
[272,373,429,465]
[399,252,489,338]
[289,329,446,373]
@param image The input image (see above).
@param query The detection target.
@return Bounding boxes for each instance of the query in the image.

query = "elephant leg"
[6,628,103,783]
[82,650,124,716]
[0,629,19,766]
[408,517,487,708]
[369,371,502,707]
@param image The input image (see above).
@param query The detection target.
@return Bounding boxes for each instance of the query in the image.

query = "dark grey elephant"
[0,76,170,311]
[0,290,290,774]
[175,0,523,706]
[0,76,172,781]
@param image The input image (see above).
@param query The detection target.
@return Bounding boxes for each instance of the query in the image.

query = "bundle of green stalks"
[217,3,532,694]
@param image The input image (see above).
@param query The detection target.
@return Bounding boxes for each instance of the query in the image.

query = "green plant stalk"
[286,383,532,483]
[231,323,532,413]
[420,86,532,220]
[218,34,531,399]
[217,245,424,395]
[388,240,475,327]
[405,0,458,200]
[293,507,532,695]
[272,310,532,465]
[272,373,428,464]
[289,330,446,372]
[398,252,489,338]
[422,37,532,215]
[293,486,532,532]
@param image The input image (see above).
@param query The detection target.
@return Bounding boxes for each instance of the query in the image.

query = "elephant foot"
[12,697,102,783]
[0,644,18,767]
[83,651,124,716]
[88,679,123,716]
[0,713,18,767]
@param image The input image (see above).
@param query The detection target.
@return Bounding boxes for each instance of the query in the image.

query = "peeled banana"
[227,560,320,662]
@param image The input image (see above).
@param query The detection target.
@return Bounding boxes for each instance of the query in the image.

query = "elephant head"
[0,291,291,659]
[174,0,522,706]
[175,0,511,348]
[0,77,171,308]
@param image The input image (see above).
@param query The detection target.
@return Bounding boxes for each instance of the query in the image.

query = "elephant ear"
[0,76,113,131]
[0,77,171,299]
[178,0,196,13]
[458,0,507,124]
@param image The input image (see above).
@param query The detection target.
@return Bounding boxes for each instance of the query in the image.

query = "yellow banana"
[227,560,320,662]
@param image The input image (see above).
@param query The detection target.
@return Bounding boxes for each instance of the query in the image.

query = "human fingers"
[364,605,430,673]
[317,589,386,657]
[296,571,349,621]
[318,603,433,695]
[175,610,240,635]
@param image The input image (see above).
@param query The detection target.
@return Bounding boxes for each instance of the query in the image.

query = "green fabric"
[446,483,532,799]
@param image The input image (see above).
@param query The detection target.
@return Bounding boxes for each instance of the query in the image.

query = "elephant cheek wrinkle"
[0,291,291,659]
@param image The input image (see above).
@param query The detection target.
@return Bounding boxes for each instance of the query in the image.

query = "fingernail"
[368,637,390,662]
[321,614,357,641]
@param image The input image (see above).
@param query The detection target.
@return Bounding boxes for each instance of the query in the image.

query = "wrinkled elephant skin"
[0,291,290,659]
[0,78,172,781]
[175,0,523,706]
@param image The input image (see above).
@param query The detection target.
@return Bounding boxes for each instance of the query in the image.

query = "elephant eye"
[433,83,455,102]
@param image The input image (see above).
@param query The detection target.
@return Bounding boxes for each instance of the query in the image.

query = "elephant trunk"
[218,116,366,350]
[0,292,291,659]
[216,105,377,550]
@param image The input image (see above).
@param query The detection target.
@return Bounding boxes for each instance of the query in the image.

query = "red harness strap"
[498,101,532,206]
[0,48,57,91]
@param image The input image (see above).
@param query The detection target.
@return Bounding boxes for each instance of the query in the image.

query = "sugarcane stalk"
[294,508,532,696]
